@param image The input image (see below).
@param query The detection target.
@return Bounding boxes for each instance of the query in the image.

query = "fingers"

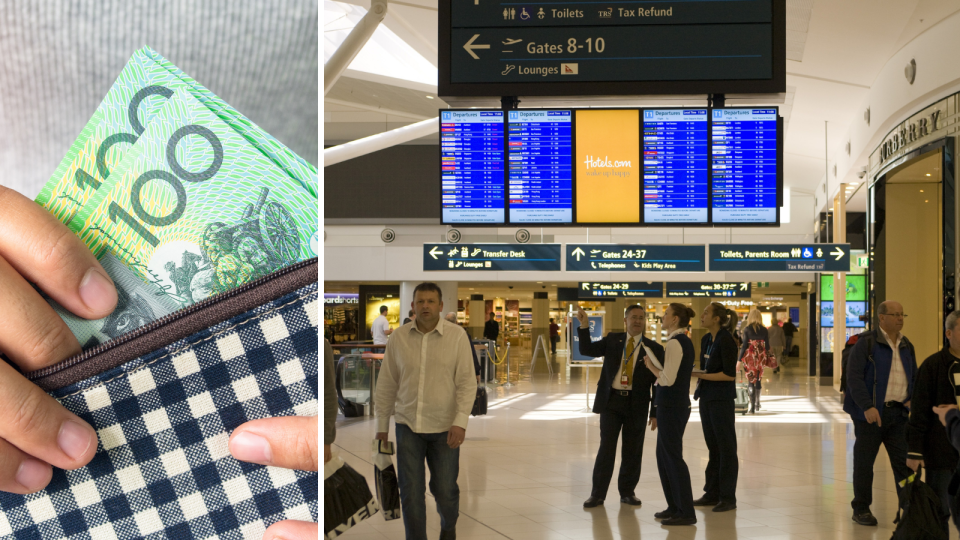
[0,257,82,369]
[375,432,389,442]
[230,416,318,471]
[0,187,117,321]
[0,437,52,494]
[263,520,317,540]
[0,360,97,472]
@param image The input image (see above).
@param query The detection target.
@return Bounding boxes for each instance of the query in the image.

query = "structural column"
[468,294,485,339]
[531,292,552,373]
[831,187,847,388]
[606,298,627,333]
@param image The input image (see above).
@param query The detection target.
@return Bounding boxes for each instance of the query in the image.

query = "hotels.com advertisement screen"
[575,109,641,223]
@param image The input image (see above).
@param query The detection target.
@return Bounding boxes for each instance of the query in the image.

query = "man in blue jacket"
[843,300,917,526]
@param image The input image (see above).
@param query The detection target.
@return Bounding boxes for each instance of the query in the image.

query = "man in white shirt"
[375,283,475,540]
[372,305,393,344]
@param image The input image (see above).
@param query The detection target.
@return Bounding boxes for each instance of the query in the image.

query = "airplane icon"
[502,38,522,46]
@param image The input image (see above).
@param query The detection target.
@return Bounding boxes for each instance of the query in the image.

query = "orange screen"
[575,109,641,223]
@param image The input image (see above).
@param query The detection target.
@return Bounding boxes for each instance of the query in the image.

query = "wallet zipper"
[26,257,318,389]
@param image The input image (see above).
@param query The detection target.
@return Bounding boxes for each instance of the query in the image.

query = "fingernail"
[58,421,93,460]
[16,459,49,491]
[231,432,272,464]
[79,268,117,314]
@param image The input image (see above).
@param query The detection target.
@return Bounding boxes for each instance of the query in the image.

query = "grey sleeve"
[324,339,338,445]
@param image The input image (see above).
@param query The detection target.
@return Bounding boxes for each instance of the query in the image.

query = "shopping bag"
[324,452,378,539]
[472,385,488,416]
[374,440,402,520]
[763,350,779,369]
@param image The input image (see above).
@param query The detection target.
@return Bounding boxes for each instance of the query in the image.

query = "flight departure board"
[440,110,505,224]
[711,108,779,224]
[507,110,573,223]
[642,109,708,224]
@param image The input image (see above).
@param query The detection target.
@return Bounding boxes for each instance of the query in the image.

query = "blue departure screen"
[711,108,779,224]
[507,110,573,223]
[642,109,708,223]
[440,110,505,223]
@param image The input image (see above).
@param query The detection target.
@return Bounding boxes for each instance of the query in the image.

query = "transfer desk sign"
[423,244,562,271]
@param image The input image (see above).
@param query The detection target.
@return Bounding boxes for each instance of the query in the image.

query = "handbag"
[324,452,378,539]
[0,259,319,539]
[373,441,401,521]
[472,385,488,416]
[763,350,779,369]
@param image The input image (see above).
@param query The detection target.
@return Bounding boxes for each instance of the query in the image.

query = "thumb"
[230,416,318,471]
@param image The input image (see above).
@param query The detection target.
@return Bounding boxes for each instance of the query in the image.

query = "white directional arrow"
[582,283,590,291]
[429,246,443,259]
[463,34,490,60]
[740,283,748,291]
[832,247,845,261]
[572,247,586,261]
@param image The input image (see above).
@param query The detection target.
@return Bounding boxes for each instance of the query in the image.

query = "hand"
[643,355,656,374]
[0,187,118,493]
[907,458,924,472]
[576,306,588,326]
[476,375,481,383]
[648,418,657,431]
[375,432,389,443]
[905,400,911,409]
[447,426,466,449]
[736,361,743,372]
[230,415,318,540]
[324,444,332,464]
[933,404,958,427]
[690,371,701,379]
[864,407,882,427]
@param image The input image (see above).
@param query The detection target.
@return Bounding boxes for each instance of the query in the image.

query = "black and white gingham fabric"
[0,282,319,539]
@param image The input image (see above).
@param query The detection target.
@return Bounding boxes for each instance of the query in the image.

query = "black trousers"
[656,406,695,518]
[591,392,649,499]
[700,399,739,503]
[925,468,960,535]
[851,405,912,513]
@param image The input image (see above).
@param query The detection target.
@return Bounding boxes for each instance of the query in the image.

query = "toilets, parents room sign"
[423,244,562,271]
[440,0,785,96]
[709,244,851,272]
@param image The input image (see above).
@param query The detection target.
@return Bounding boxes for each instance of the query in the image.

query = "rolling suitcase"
[735,373,749,415]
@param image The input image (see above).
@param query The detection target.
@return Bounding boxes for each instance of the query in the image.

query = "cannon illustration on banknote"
[164,187,301,304]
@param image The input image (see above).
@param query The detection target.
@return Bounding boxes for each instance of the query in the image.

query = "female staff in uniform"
[692,302,740,512]
[644,303,697,526]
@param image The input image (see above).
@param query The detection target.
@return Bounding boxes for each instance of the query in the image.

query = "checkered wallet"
[0,258,319,539]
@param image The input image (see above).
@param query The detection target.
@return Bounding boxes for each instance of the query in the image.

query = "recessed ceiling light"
[426,95,434,99]
[926,173,931,176]
[920,189,924,193]
[925,200,929,203]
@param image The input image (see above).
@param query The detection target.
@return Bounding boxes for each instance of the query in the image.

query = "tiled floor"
[330,359,959,539]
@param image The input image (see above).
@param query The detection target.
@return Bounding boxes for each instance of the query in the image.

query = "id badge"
[621,372,629,386]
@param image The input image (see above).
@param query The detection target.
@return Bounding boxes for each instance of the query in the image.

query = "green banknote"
[46,254,180,348]
[35,48,183,224]
[142,46,318,197]
[37,46,317,225]
[69,88,318,307]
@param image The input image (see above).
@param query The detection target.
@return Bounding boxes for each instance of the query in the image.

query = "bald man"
[446,313,481,382]
[843,300,917,526]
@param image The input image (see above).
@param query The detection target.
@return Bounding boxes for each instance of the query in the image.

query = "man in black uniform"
[577,304,663,508]
[483,312,499,342]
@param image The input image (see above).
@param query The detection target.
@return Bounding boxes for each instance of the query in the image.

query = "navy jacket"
[577,328,663,418]
[905,348,960,470]
[696,329,739,401]
[843,329,917,422]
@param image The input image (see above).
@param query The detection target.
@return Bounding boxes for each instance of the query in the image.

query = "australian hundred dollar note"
[69,88,319,309]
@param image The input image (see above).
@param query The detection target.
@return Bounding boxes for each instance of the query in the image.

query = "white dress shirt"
[881,328,909,403]
[658,329,687,387]
[372,315,390,345]
[375,319,476,434]
[612,333,643,391]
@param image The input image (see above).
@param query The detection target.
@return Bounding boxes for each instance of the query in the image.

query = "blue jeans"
[395,423,460,540]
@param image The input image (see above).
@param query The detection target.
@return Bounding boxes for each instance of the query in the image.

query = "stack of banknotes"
[34,46,319,349]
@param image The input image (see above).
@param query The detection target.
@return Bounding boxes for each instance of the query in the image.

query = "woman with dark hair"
[691,302,740,512]
[739,308,770,414]
[644,303,697,526]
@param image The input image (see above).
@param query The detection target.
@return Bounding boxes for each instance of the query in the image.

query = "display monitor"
[642,109,709,224]
[440,110,506,224]
[574,109,642,224]
[820,275,867,301]
[821,300,867,328]
[507,110,574,223]
[710,108,779,224]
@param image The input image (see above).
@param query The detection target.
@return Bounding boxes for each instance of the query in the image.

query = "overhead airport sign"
[578,282,664,299]
[440,0,785,96]
[566,245,706,272]
[423,244,562,271]
[666,282,751,298]
[708,244,850,272]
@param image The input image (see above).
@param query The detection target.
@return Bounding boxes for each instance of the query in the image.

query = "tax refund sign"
[423,244,562,271]
[709,244,850,272]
